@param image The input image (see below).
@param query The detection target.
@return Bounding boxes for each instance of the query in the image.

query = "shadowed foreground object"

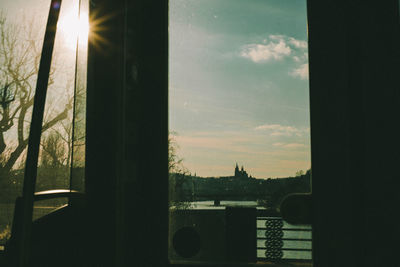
[5,191,90,266]
[173,227,201,258]
[280,194,312,225]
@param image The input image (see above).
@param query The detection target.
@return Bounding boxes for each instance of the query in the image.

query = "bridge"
[182,192,271,203]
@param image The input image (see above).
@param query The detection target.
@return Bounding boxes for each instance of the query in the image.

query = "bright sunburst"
[57,5,89,50]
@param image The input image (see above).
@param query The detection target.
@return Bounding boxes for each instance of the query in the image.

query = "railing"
[256,214,312,262]
[170,206,312,264]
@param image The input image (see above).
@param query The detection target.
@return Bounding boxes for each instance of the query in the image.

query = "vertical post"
[226,207,256,262]
[18,1,62,266]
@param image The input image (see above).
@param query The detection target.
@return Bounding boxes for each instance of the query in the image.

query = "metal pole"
[18,0,62,266]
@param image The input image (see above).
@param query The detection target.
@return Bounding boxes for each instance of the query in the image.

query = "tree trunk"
[0,132,6,156]
[2,141,28,174]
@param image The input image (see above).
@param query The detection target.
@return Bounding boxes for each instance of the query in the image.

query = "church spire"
[234,163,239,177]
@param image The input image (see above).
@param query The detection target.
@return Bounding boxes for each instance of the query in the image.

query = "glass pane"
[36,0,88,193]
[169,0,311,264]
[0,0,52,246]
[70,0,89,192]
[70,0,88,192]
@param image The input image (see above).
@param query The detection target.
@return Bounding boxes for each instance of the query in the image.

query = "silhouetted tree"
[40,131,67,167]
[168,132,191,208]
[0,14,72,178]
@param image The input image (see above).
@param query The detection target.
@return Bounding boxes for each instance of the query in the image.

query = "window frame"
[2,0,396,266]
[88,0,400,266]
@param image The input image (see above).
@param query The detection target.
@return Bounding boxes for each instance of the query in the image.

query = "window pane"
[34,0,88,225]
[0,0,52,246]
[70,0,88,192]
[36,0,88,193]
[0,0,89,246]
[169,0,311,264]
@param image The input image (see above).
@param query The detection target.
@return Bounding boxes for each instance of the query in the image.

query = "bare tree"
[169,132,193,209]
[40,131,67,168]
[0,14,72,177]
[168,133,187,174]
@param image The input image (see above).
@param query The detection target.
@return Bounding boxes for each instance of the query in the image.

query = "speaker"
[169,209,226,262]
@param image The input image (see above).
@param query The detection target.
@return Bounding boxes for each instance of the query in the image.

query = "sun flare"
[57,7,89,50]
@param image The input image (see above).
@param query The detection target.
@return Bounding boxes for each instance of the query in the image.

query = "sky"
[169,0,311,178]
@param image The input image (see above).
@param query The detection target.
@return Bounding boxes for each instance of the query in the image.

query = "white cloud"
[288,37,308,49]
[285,143,306,148]
[293,52,308,63]
[293,56,301,62]
[290,63,309,80]
[270,132,291,137]
[255,123,309,137]
[269,34,286,41]
[240,41,291,62]
[273,142,307,149]
[240,35,309,80]
[255,124,297,132]
[241,35,308,64]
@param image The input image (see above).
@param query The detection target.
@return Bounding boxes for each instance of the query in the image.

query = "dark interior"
[0,0,399,266]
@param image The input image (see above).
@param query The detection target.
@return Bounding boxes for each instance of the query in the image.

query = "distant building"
[234,163,249,178]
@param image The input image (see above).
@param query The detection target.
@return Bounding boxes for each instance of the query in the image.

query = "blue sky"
[169,0,311,178]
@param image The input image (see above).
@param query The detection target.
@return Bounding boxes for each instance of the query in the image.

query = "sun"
[56,0,114,53]
[57,6,89,50]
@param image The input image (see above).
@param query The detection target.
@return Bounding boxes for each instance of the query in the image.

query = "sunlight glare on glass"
[57,6,89,50]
